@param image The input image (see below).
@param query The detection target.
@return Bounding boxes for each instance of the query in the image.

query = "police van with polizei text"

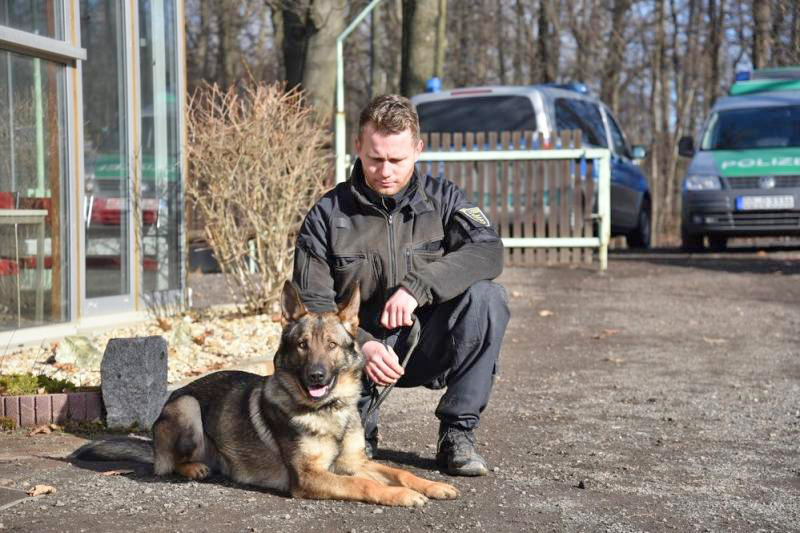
[678,67,800,251]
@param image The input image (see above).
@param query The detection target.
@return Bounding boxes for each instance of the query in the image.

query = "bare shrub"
[186,81,330,314]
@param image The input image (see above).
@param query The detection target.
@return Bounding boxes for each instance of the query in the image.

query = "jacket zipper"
[387,213,397,286]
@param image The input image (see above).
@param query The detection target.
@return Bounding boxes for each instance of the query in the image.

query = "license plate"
[735,195,795,210]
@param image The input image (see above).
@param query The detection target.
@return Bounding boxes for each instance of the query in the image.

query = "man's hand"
[362,341,404,386]
[381,287,418,329]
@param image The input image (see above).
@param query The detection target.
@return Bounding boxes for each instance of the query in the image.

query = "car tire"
[681,226,704,252]
[626,205,651,249]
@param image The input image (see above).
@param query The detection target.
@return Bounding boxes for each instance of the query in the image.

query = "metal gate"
[417,131,611,270]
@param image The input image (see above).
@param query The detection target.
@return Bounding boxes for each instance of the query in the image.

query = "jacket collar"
[349,159,433,215]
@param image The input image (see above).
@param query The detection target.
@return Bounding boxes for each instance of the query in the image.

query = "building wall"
[0,0,186,345]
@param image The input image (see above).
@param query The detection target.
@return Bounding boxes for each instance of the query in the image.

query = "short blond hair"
[358,94,420,141]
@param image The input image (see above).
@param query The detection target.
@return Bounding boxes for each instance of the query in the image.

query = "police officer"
[292,94,509,476]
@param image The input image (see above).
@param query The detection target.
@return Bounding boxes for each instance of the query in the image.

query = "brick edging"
[1,391,103,428]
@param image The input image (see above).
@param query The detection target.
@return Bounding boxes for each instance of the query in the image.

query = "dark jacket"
[292,159,504,343]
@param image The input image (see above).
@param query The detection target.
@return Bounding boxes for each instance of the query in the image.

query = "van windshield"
[701,105,800,150]
[416,95,536,134]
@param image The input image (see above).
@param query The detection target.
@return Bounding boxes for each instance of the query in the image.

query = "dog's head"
[274,280,363,406]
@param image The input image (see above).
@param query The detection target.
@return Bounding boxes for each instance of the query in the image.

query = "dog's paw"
[176,462,210,480]
[422,481,459,500]
[385,487,428,507]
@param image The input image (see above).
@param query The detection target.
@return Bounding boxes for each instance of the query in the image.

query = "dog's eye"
[298,340,308,350]
[328,341,337,350]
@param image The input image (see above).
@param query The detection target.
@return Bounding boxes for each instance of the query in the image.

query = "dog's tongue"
[308,385,329,398]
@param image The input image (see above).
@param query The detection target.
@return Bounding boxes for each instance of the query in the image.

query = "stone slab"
[101,336,168,429]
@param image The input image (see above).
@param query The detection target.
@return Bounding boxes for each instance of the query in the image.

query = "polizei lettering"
[720,157,800,170]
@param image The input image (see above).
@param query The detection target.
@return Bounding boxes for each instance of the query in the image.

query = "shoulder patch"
[458,207,491,227]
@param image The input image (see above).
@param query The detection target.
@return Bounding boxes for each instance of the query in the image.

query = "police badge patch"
[458,207,491,226]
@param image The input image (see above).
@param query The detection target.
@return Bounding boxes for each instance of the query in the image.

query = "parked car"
[411,83,651,248]
[678,67,800,251]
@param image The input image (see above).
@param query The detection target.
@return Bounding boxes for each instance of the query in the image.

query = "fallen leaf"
[603,356,625,364]
[156,317,172,331]
[27,484,57,497]
[28,424,54,436]
[703,337,727,345]
[539,309,554,317]
[593,329,621,339]
[101,469,134,477]
[511,290,522,298]
[53,362,77,373]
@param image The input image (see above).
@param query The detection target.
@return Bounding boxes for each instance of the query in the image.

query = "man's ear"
[281,280,307,326]
[414,137,424,161]
[337,282,360,336]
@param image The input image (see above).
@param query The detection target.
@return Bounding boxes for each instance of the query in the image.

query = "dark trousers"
[358,280,510,440]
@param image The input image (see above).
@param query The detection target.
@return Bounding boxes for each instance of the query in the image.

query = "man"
[292,94,509,476]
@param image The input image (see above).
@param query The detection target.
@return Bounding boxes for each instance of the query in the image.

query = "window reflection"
[81,0,130,300]
[0,50,68,330]
[0,1,64,39]
[139,0,182,293]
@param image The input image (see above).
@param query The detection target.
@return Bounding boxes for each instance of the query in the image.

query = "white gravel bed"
[0,305,281,388]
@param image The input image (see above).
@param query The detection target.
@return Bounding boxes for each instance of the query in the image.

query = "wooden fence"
[417,130,610,268]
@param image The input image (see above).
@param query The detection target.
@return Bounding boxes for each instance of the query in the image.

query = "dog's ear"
[337,282,360,336]
[281,280,307,325]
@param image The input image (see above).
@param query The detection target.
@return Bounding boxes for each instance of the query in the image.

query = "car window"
[606,112,631,158]
[700,105,800,150]
[554,98,608,148]
[416,95,536,134]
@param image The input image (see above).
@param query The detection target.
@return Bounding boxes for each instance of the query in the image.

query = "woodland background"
[184,0,800,244]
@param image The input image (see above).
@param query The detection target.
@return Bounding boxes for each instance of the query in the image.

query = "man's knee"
[465,280,509,317]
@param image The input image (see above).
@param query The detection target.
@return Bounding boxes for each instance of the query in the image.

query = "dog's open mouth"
[305,376,336,400]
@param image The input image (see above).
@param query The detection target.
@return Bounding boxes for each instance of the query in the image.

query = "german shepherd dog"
[73,281,458,507]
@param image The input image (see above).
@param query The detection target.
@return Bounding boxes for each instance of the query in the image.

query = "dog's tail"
[71,437,154,464]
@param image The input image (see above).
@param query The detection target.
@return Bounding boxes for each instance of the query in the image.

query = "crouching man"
[292,94,509,476]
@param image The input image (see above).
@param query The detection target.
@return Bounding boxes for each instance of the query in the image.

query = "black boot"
[436,426,489,477]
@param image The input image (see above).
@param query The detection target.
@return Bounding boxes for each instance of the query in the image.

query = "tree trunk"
[600,0,631,115]
[302,0,345,121]
[401,0,438,96]
[537,0,560,83]
[752,0,772,68]
[435,0,447,80]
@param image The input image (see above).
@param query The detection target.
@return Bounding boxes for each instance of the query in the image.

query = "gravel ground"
[0,245,799,532]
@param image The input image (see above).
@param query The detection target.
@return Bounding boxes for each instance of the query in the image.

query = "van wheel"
[626,206,651,249]
[681,226,704,252]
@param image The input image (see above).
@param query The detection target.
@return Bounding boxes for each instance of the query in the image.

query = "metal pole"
[598,152,611,271]
[336,0,386,184]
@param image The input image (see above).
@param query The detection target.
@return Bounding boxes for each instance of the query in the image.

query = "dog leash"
[365,317,421,419]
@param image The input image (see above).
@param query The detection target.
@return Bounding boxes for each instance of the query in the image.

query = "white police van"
[411,84,652,248]
[678,68,800,251]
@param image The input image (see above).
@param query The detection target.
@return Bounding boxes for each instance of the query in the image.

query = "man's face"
[355,122,423,196]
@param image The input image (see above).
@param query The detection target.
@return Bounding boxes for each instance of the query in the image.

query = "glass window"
[139,0,182,293]
[417,96,537,135]
[0,1,64,39]
[700,105,800,150]
[606,112,631,158]
[0,50,69,330]
[555,98,608,148]
[80,0,130,300]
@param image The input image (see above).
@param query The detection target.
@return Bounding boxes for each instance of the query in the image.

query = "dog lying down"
[73,281,459,507]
